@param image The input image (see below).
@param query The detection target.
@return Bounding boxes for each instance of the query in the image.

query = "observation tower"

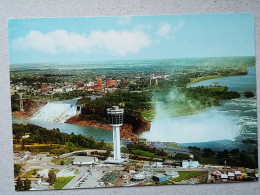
[106,106,124,163]
[18,93,24,112]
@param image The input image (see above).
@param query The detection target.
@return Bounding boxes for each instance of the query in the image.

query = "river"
[12,67,257,150]
[12,115,114,142]
[140,67,257,150]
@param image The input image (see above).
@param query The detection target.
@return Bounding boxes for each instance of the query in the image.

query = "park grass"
[142,106,206,121]
[141,110,156,121]
[54,176,74,189]
[74,169,80,175]
[23,169,39,178]
[16,142,87,155]
[159,180,171,185]
[145,182,157,186]
[101,171,119,183]
[132,149,159,158]
[187,75,225,86]
[52,157,74,165]
[171,172,204,182]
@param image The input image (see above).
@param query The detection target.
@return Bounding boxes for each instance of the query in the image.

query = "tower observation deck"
[106,106,125,164]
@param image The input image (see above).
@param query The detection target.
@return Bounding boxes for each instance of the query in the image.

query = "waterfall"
[32,99,78,123]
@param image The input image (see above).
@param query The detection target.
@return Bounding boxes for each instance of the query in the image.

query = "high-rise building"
[96,76,102,89]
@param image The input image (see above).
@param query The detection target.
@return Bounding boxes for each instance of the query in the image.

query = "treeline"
[188,147,258,169]
[77,86,241,126]
[153,86,240,110]
[78,90,153,130]
[122,143,168,159]
[13,124,112,153]
[184,86,240,106]
[50,90,93,100]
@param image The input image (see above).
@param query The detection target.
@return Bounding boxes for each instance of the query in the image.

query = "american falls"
[31,99,78,123]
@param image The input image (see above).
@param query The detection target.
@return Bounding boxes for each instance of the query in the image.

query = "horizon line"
[9,55,255,65]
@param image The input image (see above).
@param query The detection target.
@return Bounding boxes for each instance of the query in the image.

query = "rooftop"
[153,173,167,178]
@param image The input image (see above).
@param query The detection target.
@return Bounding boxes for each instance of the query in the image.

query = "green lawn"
[132,149,159,158]
[171,172,204,182]
[74,169,80,174]
[141,110,156,121]
[23,169,39,178]
[52,157,74,165]
[142,106,206,121]
[188,75,224,85]
[159,180,171,185]
[101,171,119,183]
[54,177,74,189]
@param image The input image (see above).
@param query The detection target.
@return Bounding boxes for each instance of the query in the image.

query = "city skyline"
[9,13,255,64]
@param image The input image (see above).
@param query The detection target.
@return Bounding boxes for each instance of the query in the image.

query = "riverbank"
[187,71,248,86]
[142,106,206,121]
[12,99,47,118]
[12,111,32,118]
[141,67,257,144]
[65,115,139,141]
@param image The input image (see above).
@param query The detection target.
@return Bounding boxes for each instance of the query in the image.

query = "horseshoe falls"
[32,99,78,123]
[141,67,257,143]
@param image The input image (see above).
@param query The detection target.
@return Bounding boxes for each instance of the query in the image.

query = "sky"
[8,13,255,64]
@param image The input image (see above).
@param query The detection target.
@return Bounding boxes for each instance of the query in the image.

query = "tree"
[24,179,31,191]
[48,170,57,185]
[244,91,254,98]
[15,177,23,191]
[60,160,65,165]
[104,149,111,159]
[203,148,214,157]
[14,164,21,177]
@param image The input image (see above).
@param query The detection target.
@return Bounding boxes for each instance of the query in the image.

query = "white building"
[220,174,228,182]
[21,134,30,139]
[182,160,199,168]
[86,81,95,87]
[132,172,146,181]
[228,172,235,180]
[73,156,98,165]
[65,88,73,93]
[53,88,63,93]
[165,171,179,178]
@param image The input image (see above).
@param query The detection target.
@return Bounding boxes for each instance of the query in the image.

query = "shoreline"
[186,71,248,86]
[65,115,139,141]
[12,111,150,142]
[142,70,251,121]
[12,111,32,118]
[142,107,207,122]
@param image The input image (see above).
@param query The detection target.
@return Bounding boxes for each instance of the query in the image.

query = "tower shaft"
[113,126,121,161]
[18,93,24,112]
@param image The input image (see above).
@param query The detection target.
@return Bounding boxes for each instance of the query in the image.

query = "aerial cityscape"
[9,13,258,191]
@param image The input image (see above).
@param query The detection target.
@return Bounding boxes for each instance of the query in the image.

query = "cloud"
[11,29,151,56]
[117,16,132,25]
[157,21,184,39]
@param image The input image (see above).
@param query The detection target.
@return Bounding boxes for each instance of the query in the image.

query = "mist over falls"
[31,99,78,123]
[152,87,204,119]
[141,107,242,143]
[141,67,257,143]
